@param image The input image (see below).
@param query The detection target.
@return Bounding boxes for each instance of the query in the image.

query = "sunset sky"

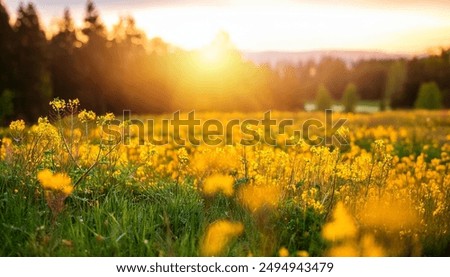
[4,0,450,53]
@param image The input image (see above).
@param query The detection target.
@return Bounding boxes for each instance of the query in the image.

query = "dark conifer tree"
[77,0,110,113]
[49,8,80,101]
[0,1,14,92]
[13,2,51,121]
[0,1,15,123]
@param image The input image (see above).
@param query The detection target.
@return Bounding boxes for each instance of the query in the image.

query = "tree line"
[1,1,449,124]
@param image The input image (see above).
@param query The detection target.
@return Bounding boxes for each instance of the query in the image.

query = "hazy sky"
[4,0,450,53]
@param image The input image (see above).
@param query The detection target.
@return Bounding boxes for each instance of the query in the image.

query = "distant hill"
[242,50,413,66]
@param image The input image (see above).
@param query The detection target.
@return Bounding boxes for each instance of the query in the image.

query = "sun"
[200,46,222,64]
[197,31,234,70]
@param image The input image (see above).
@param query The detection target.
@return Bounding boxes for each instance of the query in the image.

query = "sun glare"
[196,31,234,71]
[200,46,222,64]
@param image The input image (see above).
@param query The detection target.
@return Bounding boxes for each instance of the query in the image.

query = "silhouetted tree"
[77,0,110,113]
[0,1,14,92]
[439,49,450,108]
[414,82,442,110]
[316,84,332,110]
[384,60,406,110]
[342,83,359,113]
[351,60,387,102]
[108,15,169,113]
[13,2,51,121]
[278,64,302,110]
[0,2,15,123]
[82,0,105,42]
[316,57,349,99]
[392,58,421,109]
[302,61,318,99]
[0,89,14,124]
[49,8,80,101]
[394,50,450,109]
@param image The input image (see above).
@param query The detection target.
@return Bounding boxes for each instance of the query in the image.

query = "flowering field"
[1,99,449,257]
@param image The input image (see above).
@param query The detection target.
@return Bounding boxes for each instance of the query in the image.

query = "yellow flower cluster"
[37,169,74,196]
[9,119,25,132]
[200,220,244,256]
[322,202,357,242]
[358,196,418,231]
[0,138,12,161]
[78,109,96,123]
[49,98,66,112]
[67,98,80,111]
[97,112,115,124]
[323,202,385,257]
[202,174,234,197]
[278,247,289,257]
[237,182,282,213]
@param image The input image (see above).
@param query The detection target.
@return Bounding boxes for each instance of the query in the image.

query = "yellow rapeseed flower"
[37,169,74,196]
[237,183,282,213]
[67,98,80,110]
[296,250,309,257]
[358,196,418,231]
[361,234,385,257]
[97,113,115,124]
[177,147,189,165]
[203,174,234,197]
[200,220,244,256]
[0,138,12,160]
[9,119,25,132]
[78,109,96,123]
[278,247,289,257]
[49,98,66,112]
[322,202,357,241]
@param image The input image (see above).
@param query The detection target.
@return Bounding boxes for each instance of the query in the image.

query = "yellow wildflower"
[203,174,234,197]
[296,250,309,257]
[358,196,418,231]
[237,183,282,213]
[200,220,244,256]
[361,234,385,257]
[37,169,74,196]
[177,147,189,164]
[278,247,289,257]
[49,98,66,112]
[9,119,25,132]
[67,98,80,111]
[322,202,357,241]
[0,138,12,160]
[78,109,96,123]
[97,112,115,124]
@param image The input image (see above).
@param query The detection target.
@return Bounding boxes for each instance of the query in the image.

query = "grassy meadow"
[0,100,449,257]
